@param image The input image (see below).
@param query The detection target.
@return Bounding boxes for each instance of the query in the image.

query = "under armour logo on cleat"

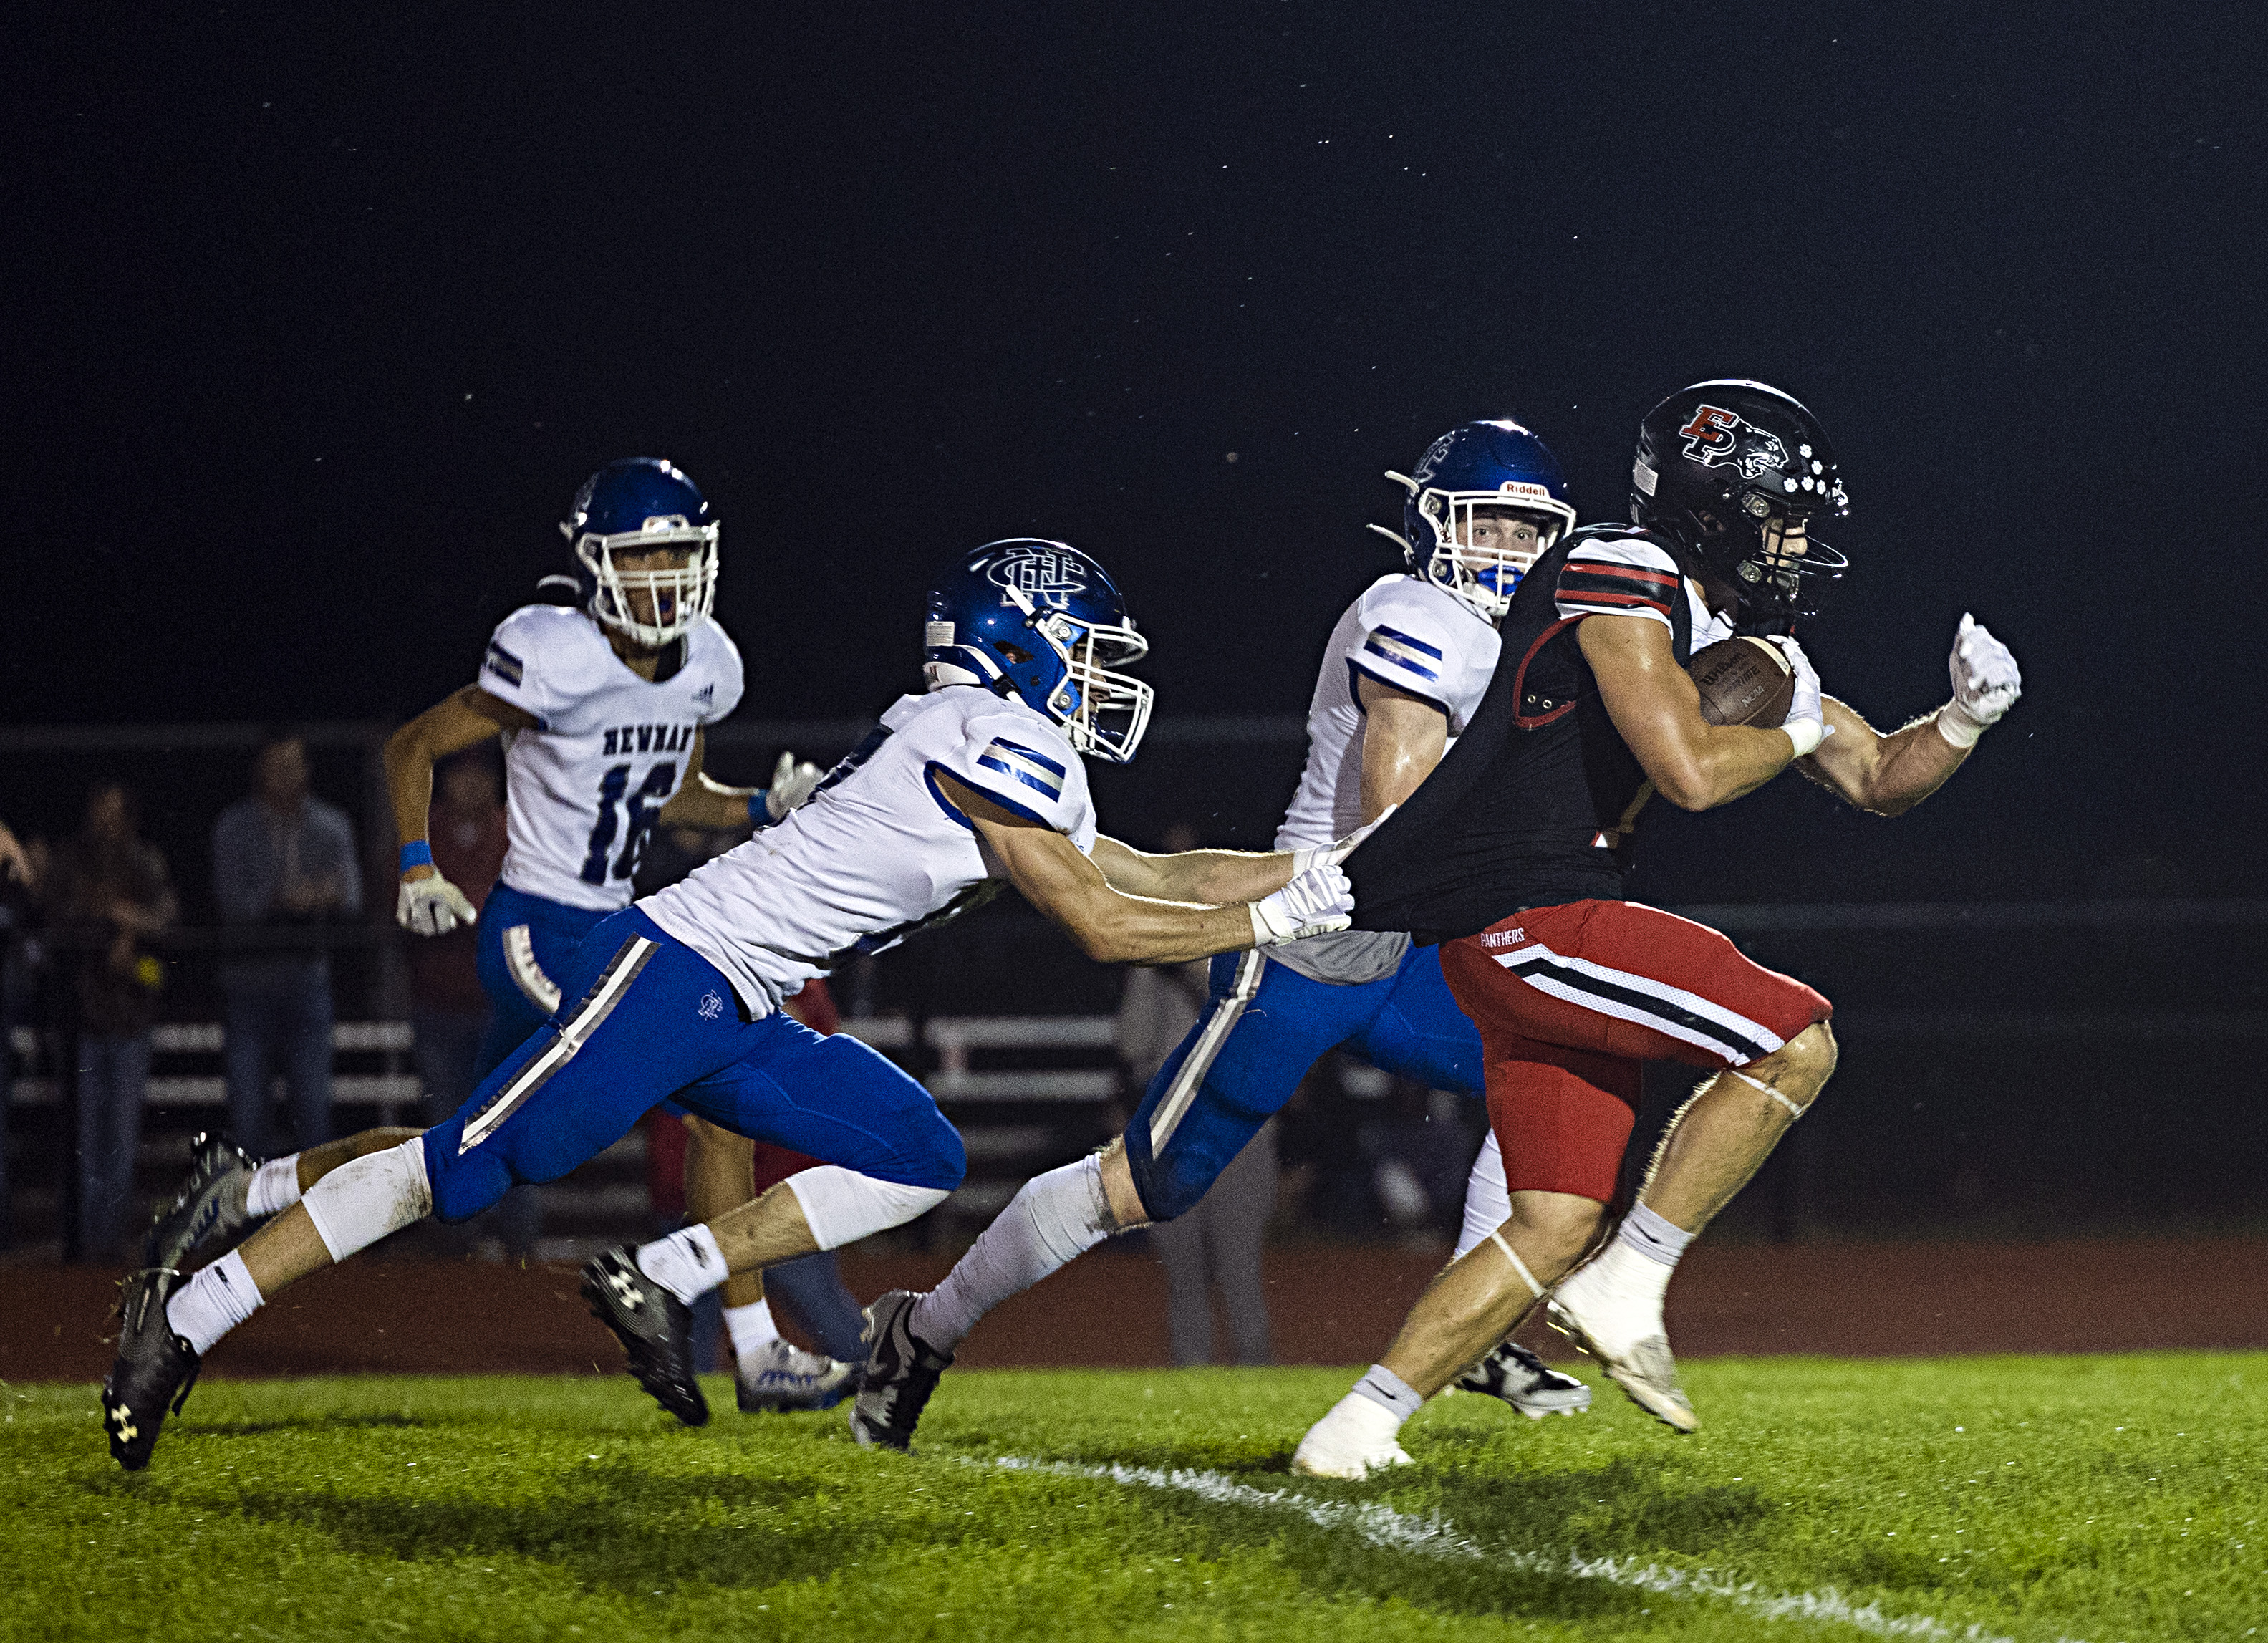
[698,991,723,1021]
[607,1270,643,1310]
[108,1407,137,1442]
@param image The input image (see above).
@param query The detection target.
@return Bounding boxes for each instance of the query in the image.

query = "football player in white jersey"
[102,538,1360,1468]
[143,458,854,1412]
[847,421,1596,1454]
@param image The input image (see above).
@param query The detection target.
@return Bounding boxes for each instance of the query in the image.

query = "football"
[1687,636,1795,727]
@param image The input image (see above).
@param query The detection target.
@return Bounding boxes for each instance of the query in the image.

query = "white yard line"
[983,1455,2090,1643]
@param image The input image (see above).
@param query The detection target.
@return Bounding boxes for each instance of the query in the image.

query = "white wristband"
[1935,701,1988,750]
[1780,718,1825,759]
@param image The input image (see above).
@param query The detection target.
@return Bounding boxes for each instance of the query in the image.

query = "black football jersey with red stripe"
[1345,527,1701,943]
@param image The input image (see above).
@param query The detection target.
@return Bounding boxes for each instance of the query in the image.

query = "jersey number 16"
[580,761,675,885]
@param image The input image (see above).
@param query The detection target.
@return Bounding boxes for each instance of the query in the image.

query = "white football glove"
[396,871,478,937]
[763,751,826,822]
[1290,804,1396,877]
[1250,862,1356,947]
[1767,634,1829,757]
[1939,614,2021,748]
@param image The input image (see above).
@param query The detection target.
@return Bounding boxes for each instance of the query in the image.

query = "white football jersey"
[643,686,1099,1015]
[1274,574,1501,852]
[476,605,745,912]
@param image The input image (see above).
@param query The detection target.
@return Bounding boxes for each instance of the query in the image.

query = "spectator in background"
[212,729,360,1156]
[1119,823,1275,1367]
[43,785,176,1261]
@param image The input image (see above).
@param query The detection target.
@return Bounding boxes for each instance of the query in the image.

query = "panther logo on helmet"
[985,546,1090,610]
[1678,404,1787,480]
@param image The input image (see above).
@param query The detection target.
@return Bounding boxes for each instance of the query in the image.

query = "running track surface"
[8,1238,2266,1383]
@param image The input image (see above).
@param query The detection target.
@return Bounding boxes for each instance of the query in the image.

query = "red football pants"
[1439,900,1831,1203]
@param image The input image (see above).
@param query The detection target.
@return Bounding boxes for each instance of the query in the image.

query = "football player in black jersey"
[1293,381,2023,1475]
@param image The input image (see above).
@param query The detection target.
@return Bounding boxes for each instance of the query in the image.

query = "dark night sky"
[8,1,2265,901]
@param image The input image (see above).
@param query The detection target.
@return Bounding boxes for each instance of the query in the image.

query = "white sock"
[912,1154,1112,1352]
[246,1155,301,1218]
[1316,1389,1412,1448]
[1350,1363,1424,1423]
[725,1299,780,1362]
[165,1250,264,1354]
[1617,1201,1695,1268]
[1583,1225,1676,1311]
[635,1224,731,1306]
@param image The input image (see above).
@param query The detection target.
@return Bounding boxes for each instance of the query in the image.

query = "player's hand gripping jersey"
[1345,528,1734,942]
[1274,574,1501,852]
[644,688,1098,1016]
[476,604,745,912]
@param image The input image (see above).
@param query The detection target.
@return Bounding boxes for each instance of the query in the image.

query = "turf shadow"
[1425,1458,1778,1558]
[220,1462,998,1595]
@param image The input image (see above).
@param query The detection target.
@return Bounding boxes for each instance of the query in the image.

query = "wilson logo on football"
[986,549,1089,607]
[1676,404,1788,480]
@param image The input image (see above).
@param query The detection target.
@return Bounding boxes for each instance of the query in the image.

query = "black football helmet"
[1630,380,1848,632]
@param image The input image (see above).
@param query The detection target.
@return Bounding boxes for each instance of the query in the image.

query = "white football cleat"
[1291,1393,1416,1480]
[735,1337,858,1413]
[1547,1253,1697,1432]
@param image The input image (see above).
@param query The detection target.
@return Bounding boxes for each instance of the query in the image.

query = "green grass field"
[4,1356,2262,1641]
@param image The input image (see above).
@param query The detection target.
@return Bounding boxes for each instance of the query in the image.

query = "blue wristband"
[398,840,434,872]
[746,789,771,826]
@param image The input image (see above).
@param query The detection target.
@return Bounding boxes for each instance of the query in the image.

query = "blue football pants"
[473,882,609,1079]
[1124,943,1482,1222]
[423,909,965,1223]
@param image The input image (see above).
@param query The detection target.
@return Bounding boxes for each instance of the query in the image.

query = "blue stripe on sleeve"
[1360,632,1442,683]
[987,737,1068,779]
[1369,624,1443,660]
[977,753,1066,801]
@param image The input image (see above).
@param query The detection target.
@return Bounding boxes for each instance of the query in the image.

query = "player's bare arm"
[385,686,537,874]
[1086,834,1295,906]
[385,687,536,936]
[652,728,748,829]
[655,729,826,831]
[1578,612,1803,811]
[937,771,1297,965]
[1798,614,2023,814]
[1799,697,1966,814]
[1356,673,1448,821]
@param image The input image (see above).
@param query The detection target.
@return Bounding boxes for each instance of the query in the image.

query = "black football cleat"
[580,1245,710,1427]
[846,1289,952,1453]
[1454,1339,1593,1417]
[144,1132,259,1271]
[102,1268,202,1472]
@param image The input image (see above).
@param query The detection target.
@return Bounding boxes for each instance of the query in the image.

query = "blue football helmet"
[1367,420,1577,620]
[558,458,720,647]
[922,539,1154,763]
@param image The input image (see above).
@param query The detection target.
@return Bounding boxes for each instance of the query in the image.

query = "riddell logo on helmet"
[1495,481,1552,502]
[1678,405,1788,480]
[987,549,1089,609]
